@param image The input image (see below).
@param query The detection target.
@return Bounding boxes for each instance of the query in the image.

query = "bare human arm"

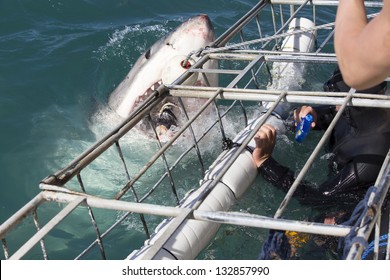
[335,0,390,89]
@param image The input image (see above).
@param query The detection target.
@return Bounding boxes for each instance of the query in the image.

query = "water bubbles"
[94,24,170,62]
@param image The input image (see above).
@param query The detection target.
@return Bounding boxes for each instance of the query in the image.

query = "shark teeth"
[146,80,162,94]
[135,80,163,104]
[150,80,162,91]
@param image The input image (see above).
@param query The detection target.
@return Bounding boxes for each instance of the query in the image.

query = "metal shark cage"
[1,0,389,260]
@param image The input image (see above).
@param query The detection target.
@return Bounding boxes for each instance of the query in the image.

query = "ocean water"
[0,0,248,222]
[0,0,346,260]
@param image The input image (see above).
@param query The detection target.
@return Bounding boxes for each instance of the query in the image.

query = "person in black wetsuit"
[254,68,390,259]
[253,68,390,211]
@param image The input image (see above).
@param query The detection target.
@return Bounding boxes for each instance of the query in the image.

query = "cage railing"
[1,0,388,260]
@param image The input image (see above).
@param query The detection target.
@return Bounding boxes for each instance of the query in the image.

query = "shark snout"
[198,14,210,22]
[198,14,213,33]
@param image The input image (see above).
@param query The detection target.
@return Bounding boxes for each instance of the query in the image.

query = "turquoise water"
[0,0,247,220]
[0,0,346,260]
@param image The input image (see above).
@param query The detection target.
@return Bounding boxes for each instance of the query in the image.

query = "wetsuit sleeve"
[258,156,381,207]
[258,157,333,205]
[258,157,297,193]
[315,159,382,203]
[313,105,337,130]
[258,157,319,200]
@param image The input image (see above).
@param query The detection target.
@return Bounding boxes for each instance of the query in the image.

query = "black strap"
[229,142,254,154]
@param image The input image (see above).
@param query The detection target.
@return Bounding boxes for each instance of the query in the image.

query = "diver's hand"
[253,124,276,168]
[294,106,317,128]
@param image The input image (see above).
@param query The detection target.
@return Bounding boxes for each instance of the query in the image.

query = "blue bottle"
[295,114,313,143]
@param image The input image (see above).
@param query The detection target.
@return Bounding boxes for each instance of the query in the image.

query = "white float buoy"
[281,17,317,53]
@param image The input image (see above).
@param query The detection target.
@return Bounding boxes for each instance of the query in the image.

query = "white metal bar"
[209,51,337,61]
[169,86,390,108]
[274,92,353,218]
[41,191,351,238]
[193,211,351,237]
[0,193,45,240]
[9,196,85,260]
[226,54,266,88]
[2,0,388,261]
[270,0,383,7]
[346,151,390,259]
[42,86,168,186]
[41,190,182,217]
[114,88,224,200]
[387,209,390,260]
[204,20,338,54]
[373,214,381,260]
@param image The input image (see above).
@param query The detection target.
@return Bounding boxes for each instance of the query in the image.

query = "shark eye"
[145,48,151,59]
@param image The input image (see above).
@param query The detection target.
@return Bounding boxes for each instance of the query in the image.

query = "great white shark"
[108,14,217,140]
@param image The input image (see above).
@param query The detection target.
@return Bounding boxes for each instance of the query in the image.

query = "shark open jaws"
[108,14,218,141]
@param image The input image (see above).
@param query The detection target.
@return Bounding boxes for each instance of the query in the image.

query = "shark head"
[108,14,217,140]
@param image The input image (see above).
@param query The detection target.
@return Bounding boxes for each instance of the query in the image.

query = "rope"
[361,234,389,260]
[338,186,378,259]
[227,142,254,154]
[181,47,206,68]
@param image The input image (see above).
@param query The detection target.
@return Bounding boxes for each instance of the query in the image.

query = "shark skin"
[108,15,218,140]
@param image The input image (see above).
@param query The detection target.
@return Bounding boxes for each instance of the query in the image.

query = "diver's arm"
[312,105,337,130]
[259,156,382,206]
[258,157,337,206]
[335,0,390,89]
[254,123,333,205]
[258,157,300,194]
[253,124,319,202]
[258,157,324,203]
